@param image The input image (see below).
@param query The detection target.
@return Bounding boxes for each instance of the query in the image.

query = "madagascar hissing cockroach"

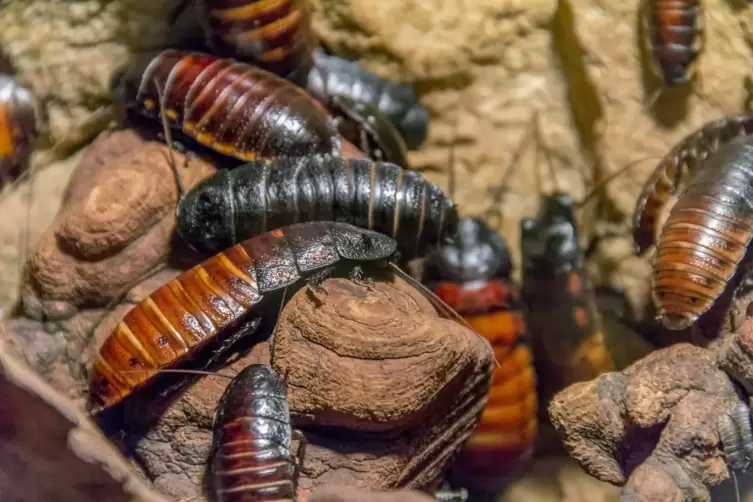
[633,112,753,254]
[88,221,397,413]
[175,156,457,260]
[423,216,538,484]
[196,0,317,87]
[212,363,306,502]
[0,74,38,183]
[307,48,429,151]
[520,193,615,402]
[113,49,339,163]
[328,94,410,168]
[641,135,753,330]
[641,0,704,87]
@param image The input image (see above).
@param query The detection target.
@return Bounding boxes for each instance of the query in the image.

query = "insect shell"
[196,0,317,87]
[646,135,753,331]
[520,193,615,398]
[422,217,537,483]
[212,364,306,502]
[307,48,429,151]
[641,0,705,86]
[88,221,398,413]
[113,49,339,164]
[175,156,458,261]
[633,112,753,254]
[0,75,38,183]
[327,94,410,169]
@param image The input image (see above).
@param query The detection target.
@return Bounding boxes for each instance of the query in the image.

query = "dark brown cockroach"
[175,156,458,260]
[641,0,704,88]
[196,0,317,87]
[638,135,753,330]
[328,94,410,168]
[719,406,748,471]
[113,49,339,163]
[307,48,429,151]
[633,112,753,254]
[212,363,306,502]
[0,74,38,183]
[88,221,397,413]
[520,193,616,405]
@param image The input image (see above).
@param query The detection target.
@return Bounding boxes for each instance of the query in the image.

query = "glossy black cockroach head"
[424,216,512,284]
[520,192,582,275]
[330,223,399,262]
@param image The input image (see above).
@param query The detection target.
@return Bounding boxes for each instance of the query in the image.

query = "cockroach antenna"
[152,77,185,200]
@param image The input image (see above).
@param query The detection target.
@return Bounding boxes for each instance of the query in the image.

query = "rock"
[548,307,753,501]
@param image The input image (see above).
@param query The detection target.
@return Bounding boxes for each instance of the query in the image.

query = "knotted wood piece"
[548,287,753,502]
[2,128,491,500]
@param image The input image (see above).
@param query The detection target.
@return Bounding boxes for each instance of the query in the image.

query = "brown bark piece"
[1,128,493,500]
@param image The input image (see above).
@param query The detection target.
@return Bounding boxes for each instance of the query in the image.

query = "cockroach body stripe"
[649,136,753,330]
[520,193,615,400]
[423,217,537,482]
[197,0,317,86]
[307,48,429,151]
[719,411,746,471]
[633,113,753,254]
[642,0,704,86]
[212,364,305,502]
[115,49,339,162]
[176,156,457,260]
[88,221,397,413]
[0,75,38,183]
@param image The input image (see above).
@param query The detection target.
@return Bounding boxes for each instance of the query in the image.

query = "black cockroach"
[196,0,317,87]
[307,48,429,151]
[175,156,458,260]
[0,74,38,183]
[328,94,410,168]
[113,49,339,163]
[719,405,749,471]
[212,363,306,502]
[88,221,398,413]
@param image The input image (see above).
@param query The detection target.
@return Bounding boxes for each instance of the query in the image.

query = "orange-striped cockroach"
[196,0,317,87]
[0,74,38,183]
[634,125,753,330]
[113,49,339,164]
[422,119,537,487]
[87,221,397,413]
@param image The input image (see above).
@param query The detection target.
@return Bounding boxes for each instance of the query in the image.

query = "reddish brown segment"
[212,364,305,502]
[198,0,317,83]
[642,0,704,85]
[651,136,753,330]
[88,221,398,413]
[633,113,753,254]
[433,280,537,479]
[119,49,338,162]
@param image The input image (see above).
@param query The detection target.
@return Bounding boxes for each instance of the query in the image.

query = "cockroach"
[88,221,397,413]
[633,112,753,254]
[719,408,747,471]
[328,94,410,168]
[0,74,38,183]
[175,156,457,260]
[113,49,339,163]
[196,0,317,87]
[423,217,538,479]
[212,363,306,502]
[421,123,537,483]
[641,0,704,88]
[520,193,616,401]
[638,135,753,330]
[307,48,429,151]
